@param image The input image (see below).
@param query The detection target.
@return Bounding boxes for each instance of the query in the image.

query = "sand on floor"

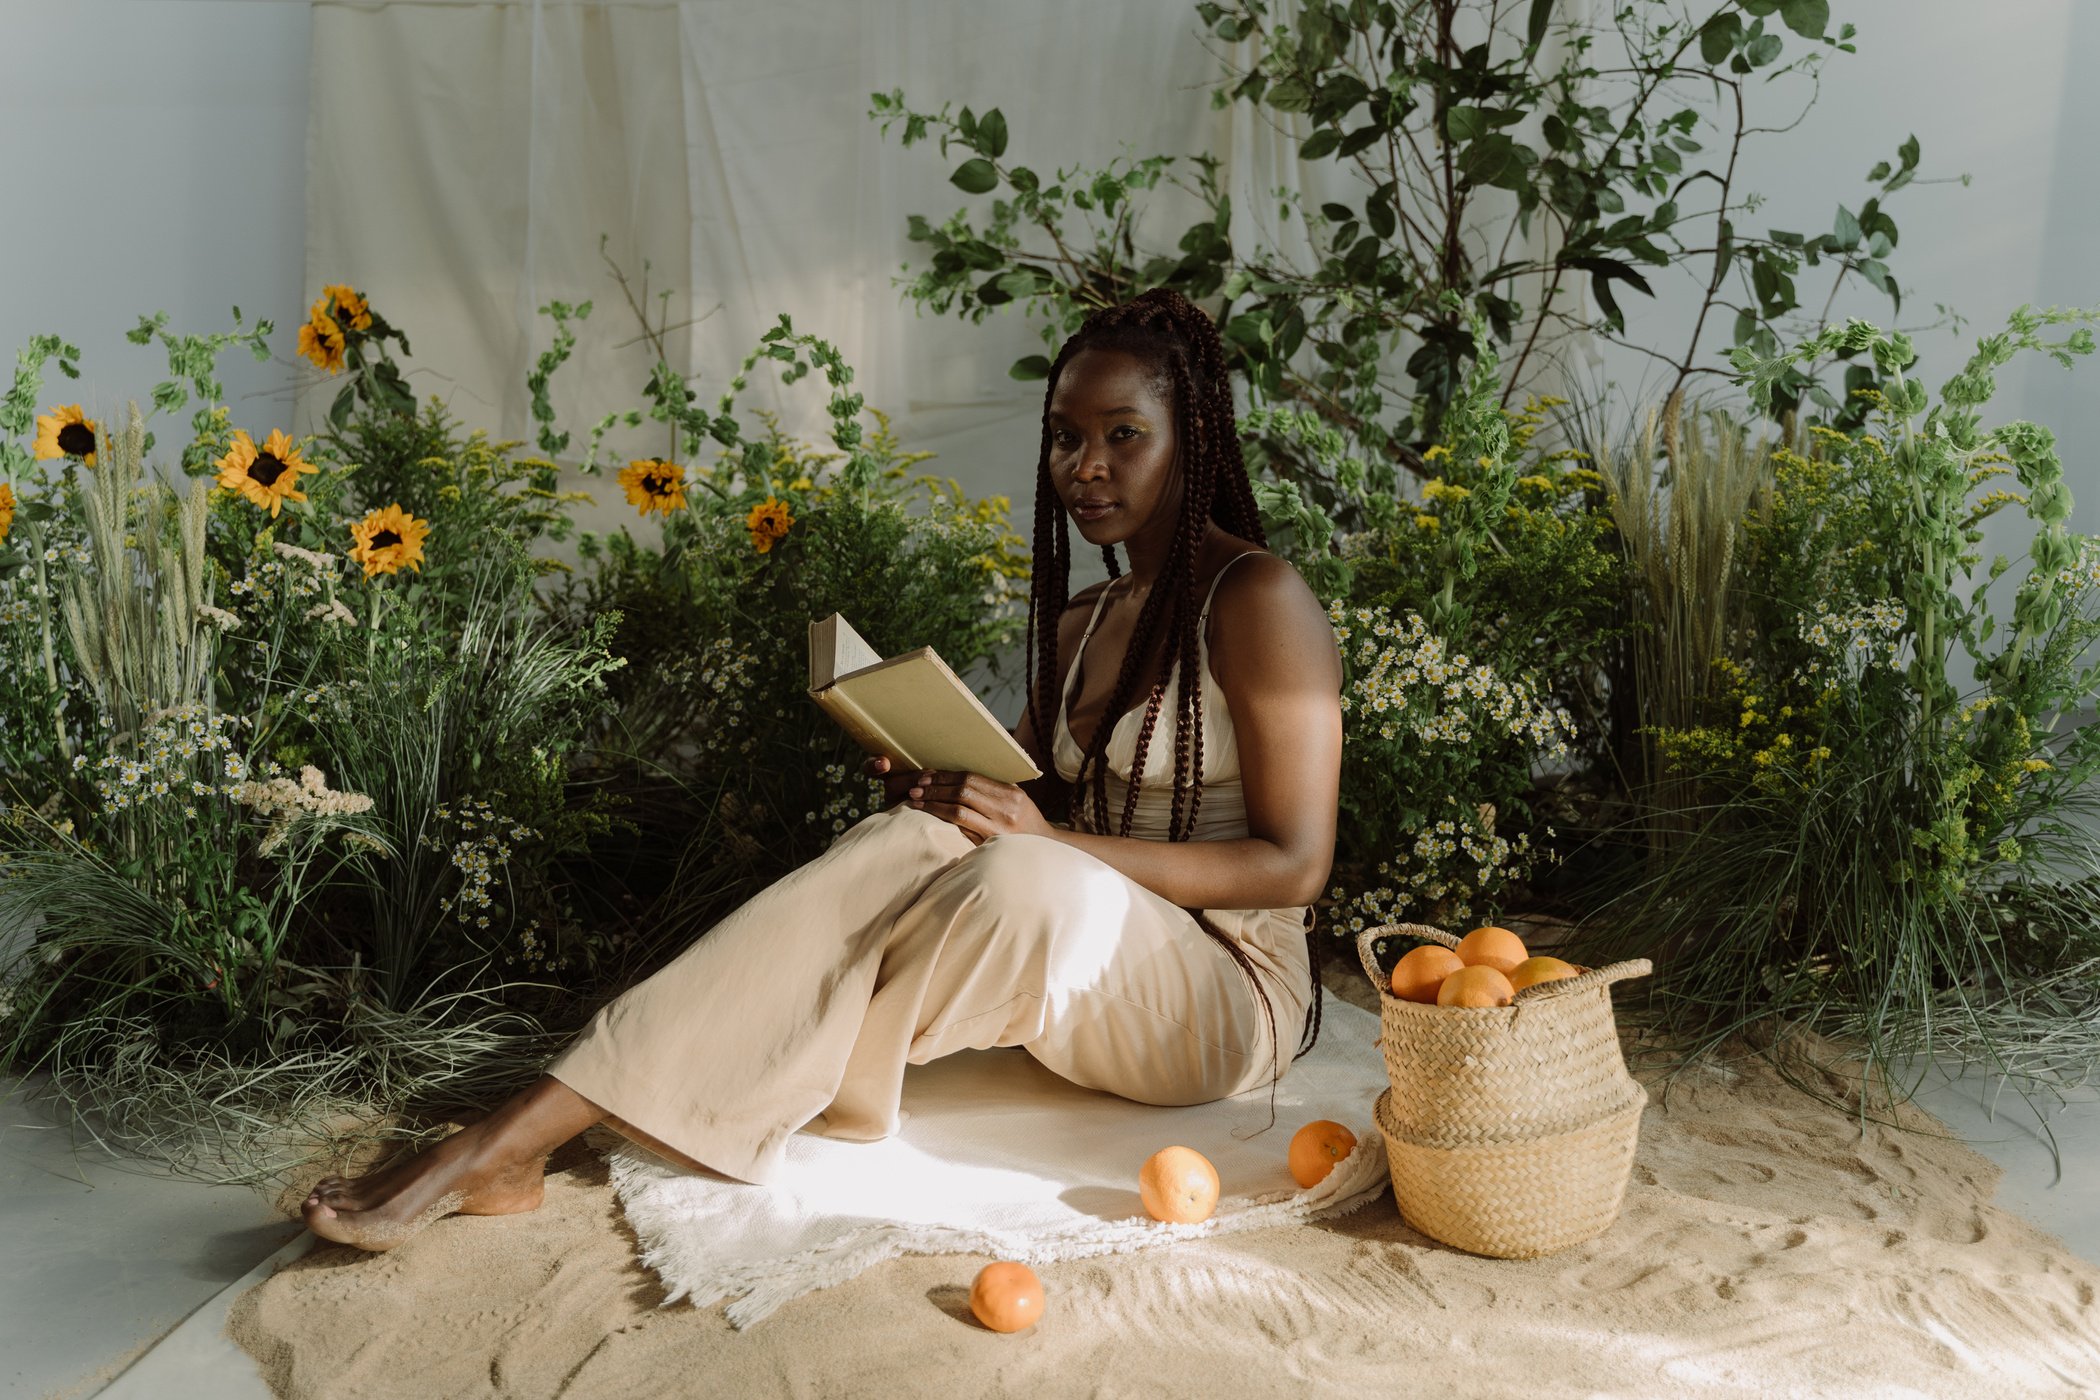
[228,970,2100,1399]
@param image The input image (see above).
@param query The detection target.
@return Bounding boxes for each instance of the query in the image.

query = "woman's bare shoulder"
[1207,549,1339,680]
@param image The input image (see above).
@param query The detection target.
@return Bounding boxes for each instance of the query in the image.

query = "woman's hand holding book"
[863,756,1052,845]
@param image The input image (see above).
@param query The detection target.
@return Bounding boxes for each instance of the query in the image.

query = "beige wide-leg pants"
[544,804,1312,1185]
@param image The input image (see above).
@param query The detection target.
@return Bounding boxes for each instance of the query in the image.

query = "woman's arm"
[907,556,1343,910]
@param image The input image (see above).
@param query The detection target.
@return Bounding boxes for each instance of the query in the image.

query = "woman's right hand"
[863,755,920,808]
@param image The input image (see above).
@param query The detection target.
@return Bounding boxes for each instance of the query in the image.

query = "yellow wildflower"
[348,503,431,576]
[33,405,99,466]
[619,458,688,517]
[746,496,794,553]
[214,428,317,518]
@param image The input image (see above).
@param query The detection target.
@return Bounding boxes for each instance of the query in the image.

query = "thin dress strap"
[1198,550,1265,630]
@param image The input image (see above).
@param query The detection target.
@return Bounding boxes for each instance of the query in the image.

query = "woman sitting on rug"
[302,287,1345,1251]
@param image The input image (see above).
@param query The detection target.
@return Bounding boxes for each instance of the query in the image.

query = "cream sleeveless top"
[1051,551,1263,843]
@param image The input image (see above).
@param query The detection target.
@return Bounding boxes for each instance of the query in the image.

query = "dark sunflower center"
[58,423,95,456]
[644,475,671,495]
[371,529,402,550]
[249,452,288,486]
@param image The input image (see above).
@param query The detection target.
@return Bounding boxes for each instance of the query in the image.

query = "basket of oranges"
[1357,921,1651,1260]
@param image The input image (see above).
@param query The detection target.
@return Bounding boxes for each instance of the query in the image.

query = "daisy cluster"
[78,704,250,815]
[1329,802,1538,931]
[417,798,538,929]
[804,760,882,837]
[1792,598,1906,681]
[230,547,332,608]
[1327,603,1573,756]
[697,636,762,755]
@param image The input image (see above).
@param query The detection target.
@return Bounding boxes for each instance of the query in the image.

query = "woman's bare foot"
[300,1076,608,1252]
[302,1121,545,1251]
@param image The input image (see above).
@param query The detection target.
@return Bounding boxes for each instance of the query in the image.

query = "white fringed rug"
[596,997,1392,1328]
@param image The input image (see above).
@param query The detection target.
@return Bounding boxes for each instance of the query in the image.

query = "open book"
[807,614,1042,784]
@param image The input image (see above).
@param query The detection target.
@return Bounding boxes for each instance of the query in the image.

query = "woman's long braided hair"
[1022,288,1324,1106]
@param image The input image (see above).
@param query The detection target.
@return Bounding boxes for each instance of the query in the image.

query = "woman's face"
[1045,347,1182,551]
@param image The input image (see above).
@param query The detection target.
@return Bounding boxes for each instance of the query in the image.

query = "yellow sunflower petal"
[349,502,432,576]
[33,405,100,466]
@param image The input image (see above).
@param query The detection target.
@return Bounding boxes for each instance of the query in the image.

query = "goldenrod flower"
[349,503,430,576]
[33,405,99,466]
[215,428,317,518]
[298,306,347,373]
[0,482,13,541]
[746,496,794,553]
[322,283,373,332]
[619,458,687,517]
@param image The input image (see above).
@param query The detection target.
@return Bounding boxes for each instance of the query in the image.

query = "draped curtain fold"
[303,0,1333,509]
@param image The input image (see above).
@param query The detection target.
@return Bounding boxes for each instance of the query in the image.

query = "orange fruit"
[968,1260,1045,1333]
[1139,1145,1220,1224]
[1436,963,1516,1008]
[1287,1119,1358,1188]
[1453,925,1529,974]
[1509,955,1580,993]
[1388,944,1465,1004]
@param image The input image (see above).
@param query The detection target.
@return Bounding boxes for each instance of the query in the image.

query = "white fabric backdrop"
[302,0,1346,545]
[300,0,2100,564]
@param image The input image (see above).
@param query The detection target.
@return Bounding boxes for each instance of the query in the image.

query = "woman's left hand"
[904,770,1054,844]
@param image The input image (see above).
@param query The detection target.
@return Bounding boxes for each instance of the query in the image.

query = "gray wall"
[0,0,310,440]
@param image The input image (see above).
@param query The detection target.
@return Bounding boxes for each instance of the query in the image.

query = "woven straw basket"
[1358,922,1652,1259]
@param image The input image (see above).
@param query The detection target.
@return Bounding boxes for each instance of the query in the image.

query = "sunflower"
[618,458,688,517]
[746,496,794,554]
[322,283,374,332]
[348,503,430,577]
[0,482,14,542]
[33,405,100,466]
[298,305,347,374]
[215,429,317,518]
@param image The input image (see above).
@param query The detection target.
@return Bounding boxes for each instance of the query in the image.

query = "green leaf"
[1746,32,1783,65]
[1446,106,1486,144]
[1780,0,1828,38]
[950,158,999,195]
[1366,194,1397,240]
[329,383,356,430]
[1320,202,1354,222]
[1699,13,1741,65]
[979,108,1008,159]
[1009,355,1051,381]
[1336,123,1384,158]
[1526,0,1554,50]
[1299,128,1341,161]
[1832,204,1862,247]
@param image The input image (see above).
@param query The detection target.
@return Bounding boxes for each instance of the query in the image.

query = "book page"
[830,649,1039,784]
[809,613,884,691]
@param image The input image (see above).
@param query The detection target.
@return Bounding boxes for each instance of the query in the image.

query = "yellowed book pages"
[807,614,1041,783]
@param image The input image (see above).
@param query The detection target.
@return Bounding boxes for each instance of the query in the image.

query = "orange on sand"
[1388,944,1465,1004]
[1139,1145,1220,1224]
[1437,963,1516,1008]
[1288,1120,1358,1188]
[968,1261,1046,1333]
[1453,925,1529,974]
[1509,955,1581,994]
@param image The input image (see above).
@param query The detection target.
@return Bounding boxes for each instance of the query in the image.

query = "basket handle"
[1357,922,1648,1004]
[1354,922,1457,997]
[1512,957,1652,1004]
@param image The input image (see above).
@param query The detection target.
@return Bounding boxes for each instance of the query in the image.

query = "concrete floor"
[0,1075,300,1400]
[3,1060,2098,1399]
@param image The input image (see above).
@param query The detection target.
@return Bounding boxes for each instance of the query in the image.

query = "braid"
[1026,287,1325,1115]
